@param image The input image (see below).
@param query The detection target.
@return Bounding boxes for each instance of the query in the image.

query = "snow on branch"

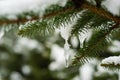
[102,0,120,16]
[101,56,120,70]
[0,0,120,25]
[0,0,67,15]
[0,0,67,19]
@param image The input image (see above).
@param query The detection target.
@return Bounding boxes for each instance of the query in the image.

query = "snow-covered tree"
[0,0,120,80]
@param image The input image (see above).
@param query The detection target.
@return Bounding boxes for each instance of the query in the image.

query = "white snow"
[13,37,43,53]
[0,29,4,39]
[49,44,66,70]
[60,24,73,41]
[108,40,120,52]
[101,56,120,65]
[0,0,119,20]
[79,64,94,80]
[72,75,80,80]
[21,65,31,75]
[102,0,120,16]
[70,36,79,48]
[119,72,120,80]
[60,23,74,67]
[78,29,92,48]
[0,0,67,19]
[49,44,74,70]
[10,72,23,80]
[95,64,117,77]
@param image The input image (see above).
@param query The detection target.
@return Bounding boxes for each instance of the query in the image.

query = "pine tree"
[0,0,120,80]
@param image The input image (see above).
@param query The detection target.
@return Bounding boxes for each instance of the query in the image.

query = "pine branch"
[81,3,120,24]
[101,64,120,71]
[101,63,120,67]
[0,2,120,25]
[72,23,120,65]
[18,8,78,37]
[72,11,111,35]
[0,7,74,25]
[101,56,120,70]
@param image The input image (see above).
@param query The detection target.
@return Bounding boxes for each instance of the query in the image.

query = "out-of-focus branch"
[0,2,120,25]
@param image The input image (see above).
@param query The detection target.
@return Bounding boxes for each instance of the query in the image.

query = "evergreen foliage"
[0,0,120,80]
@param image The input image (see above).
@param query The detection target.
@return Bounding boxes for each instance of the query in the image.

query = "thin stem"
[101,63,120,67]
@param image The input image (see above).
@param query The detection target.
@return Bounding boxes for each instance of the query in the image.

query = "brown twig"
[0,2,120,25]
[81,3,120,24]
[101,63,120,67]
[0,7,74,25]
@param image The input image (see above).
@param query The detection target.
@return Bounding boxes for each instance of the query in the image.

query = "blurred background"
[0,26,119,80]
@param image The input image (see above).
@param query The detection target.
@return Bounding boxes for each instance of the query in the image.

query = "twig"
[0,2,120,25]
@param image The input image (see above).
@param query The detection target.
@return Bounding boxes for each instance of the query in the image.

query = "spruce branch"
[81,3,120,24]
[101,56,120,70]
[0,7,74,25]
[72,11,111,35]
[18,8,78,37]
[101,64,120,71]
[72,23,120,65]
[0,2,120,25]
[101,63,120,67]
[72,54,85,65]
